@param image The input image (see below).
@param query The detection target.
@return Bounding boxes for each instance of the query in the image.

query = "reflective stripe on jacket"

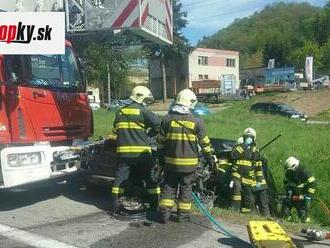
[157,111,212,173]
[231,144,263,187]
[113,102,160,158]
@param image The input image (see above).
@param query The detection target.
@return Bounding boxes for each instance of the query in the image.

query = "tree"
[263,34,291,67]
[320,39,330,73]
[198,2,322,69]
[80,35,148,102]
[241,50,263,68]
[161,0,193,101]
[289,41,323,70]
[313,2,330,45]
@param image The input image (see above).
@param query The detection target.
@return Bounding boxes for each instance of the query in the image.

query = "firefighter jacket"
[284,165,316,197]
[231,144,266,189]
[113,101,160,158]
[157,111,213,173]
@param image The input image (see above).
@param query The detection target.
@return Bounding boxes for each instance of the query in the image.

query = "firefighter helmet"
[243,127,256,140]
[285,156,300,170]
[130,86,154,105]
[176,89,197,109]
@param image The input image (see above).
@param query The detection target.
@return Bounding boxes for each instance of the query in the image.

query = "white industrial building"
[188,48,240,93]
[149,47,240,99]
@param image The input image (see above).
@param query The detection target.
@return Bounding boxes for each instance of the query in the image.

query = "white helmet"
[243,127,256,140]
[130,86,154,105]
[285,156,300,170]
[176,89,197,109]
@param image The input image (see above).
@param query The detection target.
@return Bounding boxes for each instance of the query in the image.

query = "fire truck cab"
[0,41,92,189]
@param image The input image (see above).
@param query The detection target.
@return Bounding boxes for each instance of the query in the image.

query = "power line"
[187,4,262,22]
[183,0,259,10]
[182,0,221,8]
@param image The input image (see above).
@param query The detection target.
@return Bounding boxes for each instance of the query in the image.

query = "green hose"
[192,192,234,237]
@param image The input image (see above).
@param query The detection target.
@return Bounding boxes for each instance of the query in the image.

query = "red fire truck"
[0,0,173,189]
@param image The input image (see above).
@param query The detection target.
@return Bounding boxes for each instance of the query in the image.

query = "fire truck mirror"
[78,57,88,69]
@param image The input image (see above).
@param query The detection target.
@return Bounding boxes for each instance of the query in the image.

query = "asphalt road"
[0,181,329,248]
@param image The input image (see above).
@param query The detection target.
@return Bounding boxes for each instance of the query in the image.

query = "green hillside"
[198,2,330,73]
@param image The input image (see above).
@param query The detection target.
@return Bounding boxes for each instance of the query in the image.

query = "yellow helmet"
[176,89,197,109]
[285,156,300,170]
[130,86,154,105]
[243,127,256,140]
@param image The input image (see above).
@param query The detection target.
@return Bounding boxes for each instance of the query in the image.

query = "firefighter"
[230,128,266,214]
[157,89,216,223]
[282,156,316,223]
[111,86,161,213]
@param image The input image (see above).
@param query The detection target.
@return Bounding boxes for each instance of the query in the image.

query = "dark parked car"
[250,102,307,121]
[107,99,132,111]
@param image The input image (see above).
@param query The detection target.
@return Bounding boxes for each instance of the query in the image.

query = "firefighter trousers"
[254,189,270,217]
[159,171,195,222]
[282,199,309,222]
[231,180,242,210]
[111,157,160,210]
[241,185,253,213]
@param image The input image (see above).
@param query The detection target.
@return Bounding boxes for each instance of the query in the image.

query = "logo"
[0,12,65,54]
[0,22,53,44]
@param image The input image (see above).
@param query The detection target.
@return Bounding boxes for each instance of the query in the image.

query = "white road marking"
[0,223,77,248]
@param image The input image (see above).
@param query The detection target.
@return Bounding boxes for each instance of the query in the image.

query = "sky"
[181,0,328,45]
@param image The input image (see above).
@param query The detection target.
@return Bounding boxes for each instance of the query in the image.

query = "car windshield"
[279,105,295,111]
[5,47,83,92]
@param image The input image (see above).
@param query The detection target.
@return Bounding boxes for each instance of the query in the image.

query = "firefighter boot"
[177,211,191,223]
[158,207,171,224]
[111,196,121,214]
[146,195,159,221]
[300,210,311,223]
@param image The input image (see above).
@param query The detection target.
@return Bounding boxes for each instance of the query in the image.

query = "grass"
[92,108,115,140]
[92,99,330,227]
[203,99,330,227]
[313,108,330,121]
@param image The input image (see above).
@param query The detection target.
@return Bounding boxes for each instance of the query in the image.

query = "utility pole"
[161,53,167,103]
[172,57,177,95]
[107,62,111,105]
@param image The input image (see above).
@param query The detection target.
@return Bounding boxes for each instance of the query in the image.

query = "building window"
[204,75,208,79]
[226,58,236,67]
[198,56,208,65]
[198,74,203,80]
